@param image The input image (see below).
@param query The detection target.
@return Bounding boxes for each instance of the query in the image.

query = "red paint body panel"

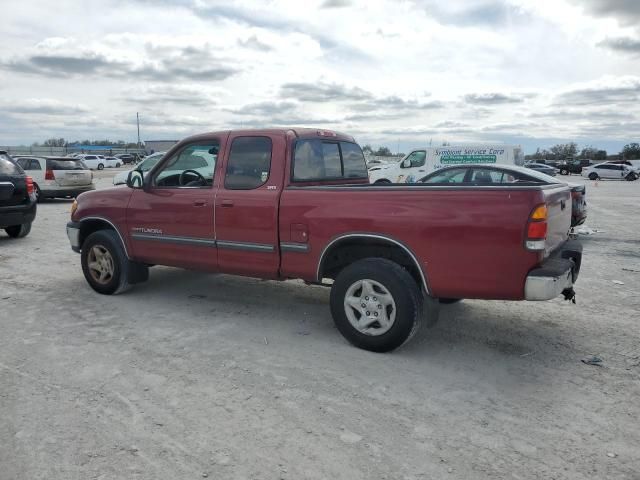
[72,128,572,301]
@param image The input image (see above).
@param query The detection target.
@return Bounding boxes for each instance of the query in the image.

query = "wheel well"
[78,219,119,250]
[319,237,426,291]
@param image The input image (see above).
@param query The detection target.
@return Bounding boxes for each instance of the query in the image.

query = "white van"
[368,145,525,183]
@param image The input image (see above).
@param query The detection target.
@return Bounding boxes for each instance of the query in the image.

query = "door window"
[224,137,272,190]
[154,141,219,188]
[404,150,426,168]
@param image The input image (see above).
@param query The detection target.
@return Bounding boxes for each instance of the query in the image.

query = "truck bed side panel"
[279,186,548,300]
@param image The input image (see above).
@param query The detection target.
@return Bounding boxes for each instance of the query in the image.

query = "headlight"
[71,199,78,218]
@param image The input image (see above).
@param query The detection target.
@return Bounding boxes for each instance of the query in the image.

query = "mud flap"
[423,294,440,328]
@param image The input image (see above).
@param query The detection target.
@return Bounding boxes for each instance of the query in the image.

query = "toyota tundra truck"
[66,128,582,352]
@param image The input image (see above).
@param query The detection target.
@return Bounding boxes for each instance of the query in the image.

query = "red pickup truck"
[67,128,582,352]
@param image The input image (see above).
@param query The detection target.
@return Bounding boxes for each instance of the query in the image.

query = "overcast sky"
[1,0,639,153]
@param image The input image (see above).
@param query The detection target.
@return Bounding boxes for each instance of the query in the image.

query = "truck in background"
[369,145,525,184]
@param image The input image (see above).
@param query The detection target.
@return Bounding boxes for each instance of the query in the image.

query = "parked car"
[525,163,557,176]
[0,151,36,238]
[417,164,587,227]
[115,153,136,165]
[113,152,166,185]
[14,156,95,201]
[103,156,123,168]
[581,162,638,181]
[557,160,583,175]
[66,128,582,352]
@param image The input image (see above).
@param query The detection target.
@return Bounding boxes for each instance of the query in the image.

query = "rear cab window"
[292,139,367,182]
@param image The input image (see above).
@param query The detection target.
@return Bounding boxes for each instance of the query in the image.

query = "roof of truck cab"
[178,128,355,144]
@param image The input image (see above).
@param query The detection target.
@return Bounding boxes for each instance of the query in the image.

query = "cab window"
[154,141,219,188]
[224,137,272,190]
[403,151,426,168]
[293,139,367,181]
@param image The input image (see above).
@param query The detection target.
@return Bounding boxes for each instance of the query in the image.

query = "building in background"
[145,140,179,154]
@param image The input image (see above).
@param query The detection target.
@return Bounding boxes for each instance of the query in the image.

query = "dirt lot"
[1,170,639,480]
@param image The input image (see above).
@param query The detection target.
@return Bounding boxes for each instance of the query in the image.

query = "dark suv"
[0,151,37,238]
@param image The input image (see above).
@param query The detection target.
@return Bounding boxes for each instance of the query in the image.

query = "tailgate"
[0,176,28,206]
[542,185,572,256]
[54,169,92,186]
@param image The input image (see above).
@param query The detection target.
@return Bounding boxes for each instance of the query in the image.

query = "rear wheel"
[97,163,104,170]
[559,169,568,175]
[330,258,424,352]
[5,222,31,238]
[588,172,599,180]
[374,179,392,184]
[34,184,42,202]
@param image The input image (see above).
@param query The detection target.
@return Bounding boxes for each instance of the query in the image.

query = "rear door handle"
[193,201,207,207]
[221,199,234,207]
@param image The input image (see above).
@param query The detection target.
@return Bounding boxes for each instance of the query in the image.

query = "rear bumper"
[66,221,81,253]
[42,184,95,198]
[525,240,582,301]
[0,200,37,228]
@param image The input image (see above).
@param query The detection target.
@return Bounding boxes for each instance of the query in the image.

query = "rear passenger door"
[214,134,285,279]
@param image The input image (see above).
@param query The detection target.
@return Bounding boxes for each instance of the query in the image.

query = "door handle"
[221,199,234,207]
[193,201,207,207]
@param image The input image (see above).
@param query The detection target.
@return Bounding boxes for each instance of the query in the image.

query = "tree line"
[33,138,140,148]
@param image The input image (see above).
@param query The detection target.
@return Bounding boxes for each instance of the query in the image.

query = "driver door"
[127,139,220,270]
[397,150,427,183]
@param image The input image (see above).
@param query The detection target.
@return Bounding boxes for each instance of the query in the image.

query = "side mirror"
[401,159,411,168]
[126,169,144,189]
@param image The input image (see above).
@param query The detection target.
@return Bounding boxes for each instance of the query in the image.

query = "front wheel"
[97,163,104,170]
[625,172,638,181]
[5,222,31,238]
[588,172,599,181]
[330,258,424,352]
[559,169,568,175]
[374,179,392,184]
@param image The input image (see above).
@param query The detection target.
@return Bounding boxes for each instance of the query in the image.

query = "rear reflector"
[26,176,34,196]
[45,169,55,180]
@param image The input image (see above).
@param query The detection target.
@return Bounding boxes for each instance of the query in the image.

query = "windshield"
[140,153,164,172]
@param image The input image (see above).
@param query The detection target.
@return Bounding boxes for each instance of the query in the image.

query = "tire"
[439,298,462,304]
[559,169,568,175]
[97,163,104,170]
[588,173,598,181]
[625,172,637,181]
[330,258,424,352]
[34,184,42,202]
[5,222,31,238]
[81,230,140,295]
[374,179,392,184]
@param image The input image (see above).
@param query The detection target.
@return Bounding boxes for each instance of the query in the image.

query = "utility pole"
[136,112,141,150]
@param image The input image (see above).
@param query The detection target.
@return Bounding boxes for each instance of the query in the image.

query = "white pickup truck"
[369,145,525,183]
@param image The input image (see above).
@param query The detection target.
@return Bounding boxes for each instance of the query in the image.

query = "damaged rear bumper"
[525,240,582,301]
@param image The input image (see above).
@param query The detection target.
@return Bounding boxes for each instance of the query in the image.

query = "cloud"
[2,98,89,115]
[2,44,239,82]
[228,101,299,116]
[556,77,640,106]
[411,0,528,27]
[320,0,353,8]
[121,85,223,107]
[598,36,640,55]
[237,35,273,52]
[280,81,373,102]
[568,0,640,27]
[463,93,525,105]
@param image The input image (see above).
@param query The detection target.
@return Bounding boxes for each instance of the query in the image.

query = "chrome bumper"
[525,240,582,301]
[66,222,81,252]
[525,268,574,301]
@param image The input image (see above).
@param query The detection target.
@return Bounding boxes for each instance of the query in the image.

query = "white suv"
[14,156,95,201]
[581,162,638,181]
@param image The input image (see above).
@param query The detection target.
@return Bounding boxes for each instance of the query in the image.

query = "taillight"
[526,204,548,251]
[45,169,55,180]
[26,176,34,196]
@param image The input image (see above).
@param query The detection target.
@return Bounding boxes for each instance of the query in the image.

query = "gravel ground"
[1,170,639,480]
